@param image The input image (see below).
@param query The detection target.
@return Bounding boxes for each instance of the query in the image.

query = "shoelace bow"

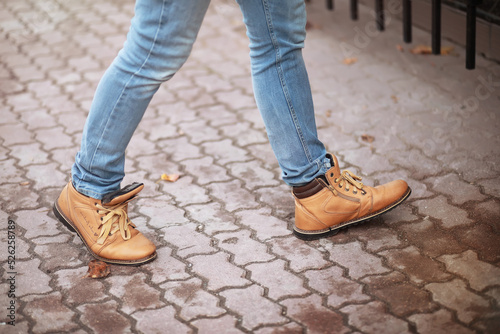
[95,198,136,245]
[332,170,365,194]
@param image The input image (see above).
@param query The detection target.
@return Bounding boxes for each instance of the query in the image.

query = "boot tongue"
[325,153,341,185]
[102,182,144,205]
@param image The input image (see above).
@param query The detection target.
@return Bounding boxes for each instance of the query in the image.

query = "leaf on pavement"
[84,260,111,279]
[343,57,358,65]
[161,173,180,182]
[361,134,375,143]
[410,45,454,55]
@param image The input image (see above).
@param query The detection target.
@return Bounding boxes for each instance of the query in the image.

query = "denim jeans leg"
[72,0,211,199]
[236,0,330,187]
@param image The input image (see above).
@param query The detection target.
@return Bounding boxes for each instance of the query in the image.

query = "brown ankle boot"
[53,182,157,265]
[292,154,411,240]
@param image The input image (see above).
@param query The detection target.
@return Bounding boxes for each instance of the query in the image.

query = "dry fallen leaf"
[83,260,110,279]
[410,45,454,55]
[325,110,332,117]
[161,173,180,182]
[410,45,432,55]
[440,46,454,55]
[396,44,404,52]
[361,134,375,143]
[19,181,30,186]
[343,57,358,65]
[391,95,398,103]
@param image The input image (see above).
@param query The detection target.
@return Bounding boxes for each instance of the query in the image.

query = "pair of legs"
[72,0,330,199]
[54,0,410,264]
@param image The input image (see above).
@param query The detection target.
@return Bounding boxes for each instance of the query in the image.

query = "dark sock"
[293,178,326,199]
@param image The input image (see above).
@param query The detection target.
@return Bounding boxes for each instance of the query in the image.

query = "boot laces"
[335,170,364,193]
[95,199,136,245]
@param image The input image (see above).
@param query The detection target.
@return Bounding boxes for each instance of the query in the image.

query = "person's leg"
[235,0,330,187]
[72,0,211,199]
[55,0,211,265]
[236,0,411,239]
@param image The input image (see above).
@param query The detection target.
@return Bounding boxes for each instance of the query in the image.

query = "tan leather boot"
[53,182,157,265]
[293,154,411,240]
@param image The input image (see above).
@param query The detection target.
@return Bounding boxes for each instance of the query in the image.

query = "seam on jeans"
[261,0,312,164]
[83,0,168,182]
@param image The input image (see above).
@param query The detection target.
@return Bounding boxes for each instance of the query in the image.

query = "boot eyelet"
[338,184,342,188]
[330,173,334,177]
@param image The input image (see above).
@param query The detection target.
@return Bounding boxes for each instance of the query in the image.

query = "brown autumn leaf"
[396,44,404,52]
[361,134,375,143]
[410,45,432,55]
[410,45,454,55]
[83,260,111,279]
[441,46,454,55]
[391,95,399,103]
[161,173,180,182]
[19,181,30,186]
[343,57,358,65]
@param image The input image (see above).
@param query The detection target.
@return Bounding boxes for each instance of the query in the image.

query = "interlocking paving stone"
[281,294,349,334]
[438,250,500,291]
[143,246,190,284]
[428,173,487,205]
[188,252,250,291]
[228,160,280,190]
[185,202,240,235]
[55,267,108,305]
[426,279,491,324]
[380,246,452,284]
[408,309,475,334]
[161,277,225,321]
[35,242,83,271]
[271,236,330,272]
[191,314,243,334]
[236,208,291,241]
[247,259,308,300]
[15,258,52,297]
[207,180,260,212]
[216,229,275,265]
[78,300,132,334]
[414,195,474,228]
[304,266,370,308]
[220,285,288,330]
[107,273,164,314]
[340,301,411,334]
[163,223,216,258]
[23,292,78,333]
[132,306,192,334]
[325,241,391,279]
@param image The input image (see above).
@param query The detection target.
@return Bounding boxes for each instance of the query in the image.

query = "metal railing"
[320,0,481,69]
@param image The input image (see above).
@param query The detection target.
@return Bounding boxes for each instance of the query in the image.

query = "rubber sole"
[293,187,412,240]
[53,202,157,266]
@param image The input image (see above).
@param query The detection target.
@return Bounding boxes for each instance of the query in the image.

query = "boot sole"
[53,202,157,266]
[293,186,412,240]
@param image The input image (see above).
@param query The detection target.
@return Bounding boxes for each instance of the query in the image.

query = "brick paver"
[1,0,499,333]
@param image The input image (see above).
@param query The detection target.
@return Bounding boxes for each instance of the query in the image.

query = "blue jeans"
[72,0,330,199]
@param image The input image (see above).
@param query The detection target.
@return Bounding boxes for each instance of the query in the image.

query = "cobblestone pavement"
[1,0,500,333]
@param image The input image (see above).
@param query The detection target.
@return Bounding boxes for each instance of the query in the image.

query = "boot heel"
[53,203,76,233]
